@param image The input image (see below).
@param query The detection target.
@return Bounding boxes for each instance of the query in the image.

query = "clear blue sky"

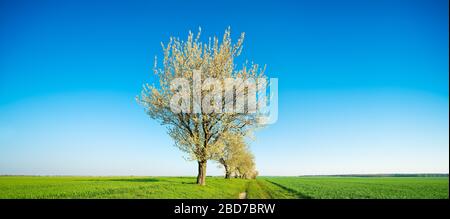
[0,0,448,175]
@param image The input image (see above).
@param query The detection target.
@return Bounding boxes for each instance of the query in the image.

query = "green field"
[263,177,449,199]
[0,176,447,199]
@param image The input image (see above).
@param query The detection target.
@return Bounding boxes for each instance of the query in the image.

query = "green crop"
[0,176,447,199]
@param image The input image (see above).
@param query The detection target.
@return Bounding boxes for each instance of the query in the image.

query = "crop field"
[0,176,251,199]
[263,177,449,199]
[0,176,447,199]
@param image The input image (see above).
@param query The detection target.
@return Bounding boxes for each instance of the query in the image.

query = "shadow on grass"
[181,182,197,185]
[79,178,163,183]
[105,178,162,183]
[265,180,313,199]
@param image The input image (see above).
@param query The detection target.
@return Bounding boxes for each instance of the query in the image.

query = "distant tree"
[215,133,258,179]
[215,132,247,179]
[137,28,267,185]
[233,149,257,179]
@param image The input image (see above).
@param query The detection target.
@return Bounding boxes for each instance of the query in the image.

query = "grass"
[246,179,298,199]
[0,176,447,199]
[0,176,249,199]
[263,177,449,199]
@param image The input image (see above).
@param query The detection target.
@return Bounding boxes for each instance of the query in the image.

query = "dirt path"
[238,192,247,199]
[238,179,300,199]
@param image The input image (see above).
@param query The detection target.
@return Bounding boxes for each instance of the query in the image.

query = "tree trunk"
[235,168,241,178]
[224,164,231,179]
[196,160,207,186]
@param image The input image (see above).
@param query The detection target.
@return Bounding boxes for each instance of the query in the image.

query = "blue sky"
[0,0,448,175]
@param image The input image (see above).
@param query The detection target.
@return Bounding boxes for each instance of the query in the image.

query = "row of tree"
[138,28,265,185]
[216,133,258,179]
